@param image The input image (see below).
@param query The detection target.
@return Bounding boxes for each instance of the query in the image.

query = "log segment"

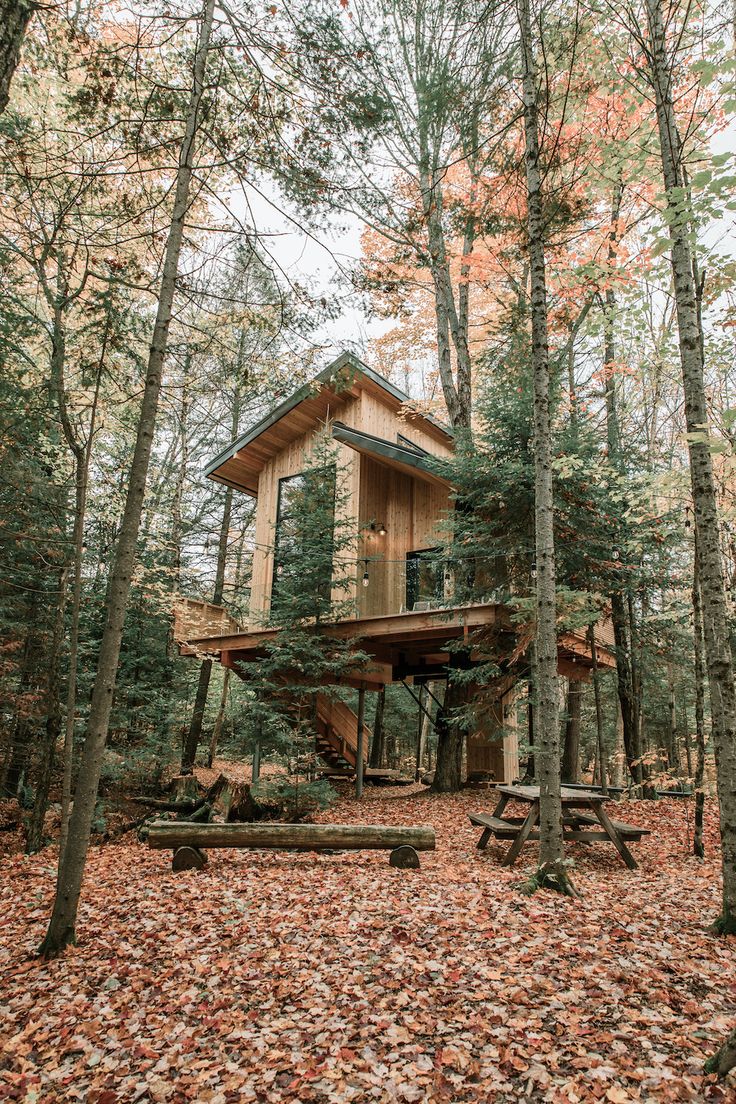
[148,820,435,854]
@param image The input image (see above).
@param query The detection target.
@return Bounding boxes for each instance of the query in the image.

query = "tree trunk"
[612,706,625,787]
[39,0,216,959]
[704,1025,736,1078]
[646,0,736,930]
[57,307,105,862]
[693,545,707,859]
[181,395,237,772]
[517,0,569,892]
[601,184,645,790]
[524,662,536,781]
[369,684,386,769]
[26,567,68,853]
[182,659,213,774]
[0,0,33,114]
[3,595,40,799]
[589,625,608,796]
[667,667,679,772]
[415,681,435,780]
[561,680,581,783]
[431,662,467,792]
[206,667,230,768]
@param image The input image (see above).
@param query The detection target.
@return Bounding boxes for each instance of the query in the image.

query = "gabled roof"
[204,351,454,496]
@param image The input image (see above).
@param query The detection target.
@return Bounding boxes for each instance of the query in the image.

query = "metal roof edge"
[331,421,453,484]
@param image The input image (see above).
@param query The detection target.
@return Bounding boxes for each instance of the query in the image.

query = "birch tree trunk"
[39,0,216,958]
[693,543,707,859]
[517,0,570,893]
[645,0,736,930]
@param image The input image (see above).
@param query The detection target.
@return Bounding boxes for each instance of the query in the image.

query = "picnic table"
[469,784,650,870]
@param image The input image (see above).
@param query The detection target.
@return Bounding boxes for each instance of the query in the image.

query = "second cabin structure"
[178,351,614,783]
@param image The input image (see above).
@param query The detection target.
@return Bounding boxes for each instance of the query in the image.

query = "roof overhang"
[330,422,453,489]
[204,351,454,496]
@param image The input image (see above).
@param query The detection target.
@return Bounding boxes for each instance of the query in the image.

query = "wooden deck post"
[356,687,366,798]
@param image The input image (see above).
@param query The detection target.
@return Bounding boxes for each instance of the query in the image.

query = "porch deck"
[178,602,615,690]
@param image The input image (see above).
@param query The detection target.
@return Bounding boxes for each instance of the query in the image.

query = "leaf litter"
[0,788,734,1102]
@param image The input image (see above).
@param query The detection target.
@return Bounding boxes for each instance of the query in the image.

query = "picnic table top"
[498,784,610,805]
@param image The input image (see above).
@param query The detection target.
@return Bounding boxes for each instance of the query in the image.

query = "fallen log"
[147,820,435,868]
[129,797,204,813]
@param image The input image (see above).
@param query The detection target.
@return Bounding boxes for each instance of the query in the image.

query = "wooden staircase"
[314,693,371,773]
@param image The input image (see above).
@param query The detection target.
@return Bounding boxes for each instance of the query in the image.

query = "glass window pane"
[271,466,336,615]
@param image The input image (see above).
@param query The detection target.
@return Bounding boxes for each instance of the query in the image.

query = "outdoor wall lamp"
[370,521,387,536]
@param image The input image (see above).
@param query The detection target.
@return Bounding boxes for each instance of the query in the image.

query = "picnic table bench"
[469,784,650,869]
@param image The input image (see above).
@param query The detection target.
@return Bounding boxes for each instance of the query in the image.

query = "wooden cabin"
[178,351,614,782]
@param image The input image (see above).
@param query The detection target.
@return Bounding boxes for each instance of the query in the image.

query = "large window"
[405,548,444,610]
[271,466,337,616]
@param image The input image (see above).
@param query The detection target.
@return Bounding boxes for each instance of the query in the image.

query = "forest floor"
[0,781,734,1103]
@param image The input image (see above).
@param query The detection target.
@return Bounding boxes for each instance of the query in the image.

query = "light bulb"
[362,571,370,588]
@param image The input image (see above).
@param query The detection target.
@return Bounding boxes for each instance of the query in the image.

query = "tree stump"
[171,774,201,803]
[389,845,420,869]
[172,846,208,872]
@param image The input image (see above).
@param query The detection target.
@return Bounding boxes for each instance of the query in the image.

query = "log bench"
[147,820,436,871]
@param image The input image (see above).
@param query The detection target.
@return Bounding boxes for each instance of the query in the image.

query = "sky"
[240,183,394,364]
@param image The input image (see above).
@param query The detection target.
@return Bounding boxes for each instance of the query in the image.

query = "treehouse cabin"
[177,351,614,783]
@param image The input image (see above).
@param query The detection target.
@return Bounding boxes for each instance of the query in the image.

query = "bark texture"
[206,667,231,768]
[561,680,581,783]
[39,0,216,958]
[693,544,707,859]
[431,662,468,792]
[182,397,237,772]
[0,0,33,114]
[148,820,436,852]
[601,184,645,788]
[369,685,386,769]
[26,567,68,853]
[646,0,736,929]
[517,0,566,887]
[704,1025,736,1077]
